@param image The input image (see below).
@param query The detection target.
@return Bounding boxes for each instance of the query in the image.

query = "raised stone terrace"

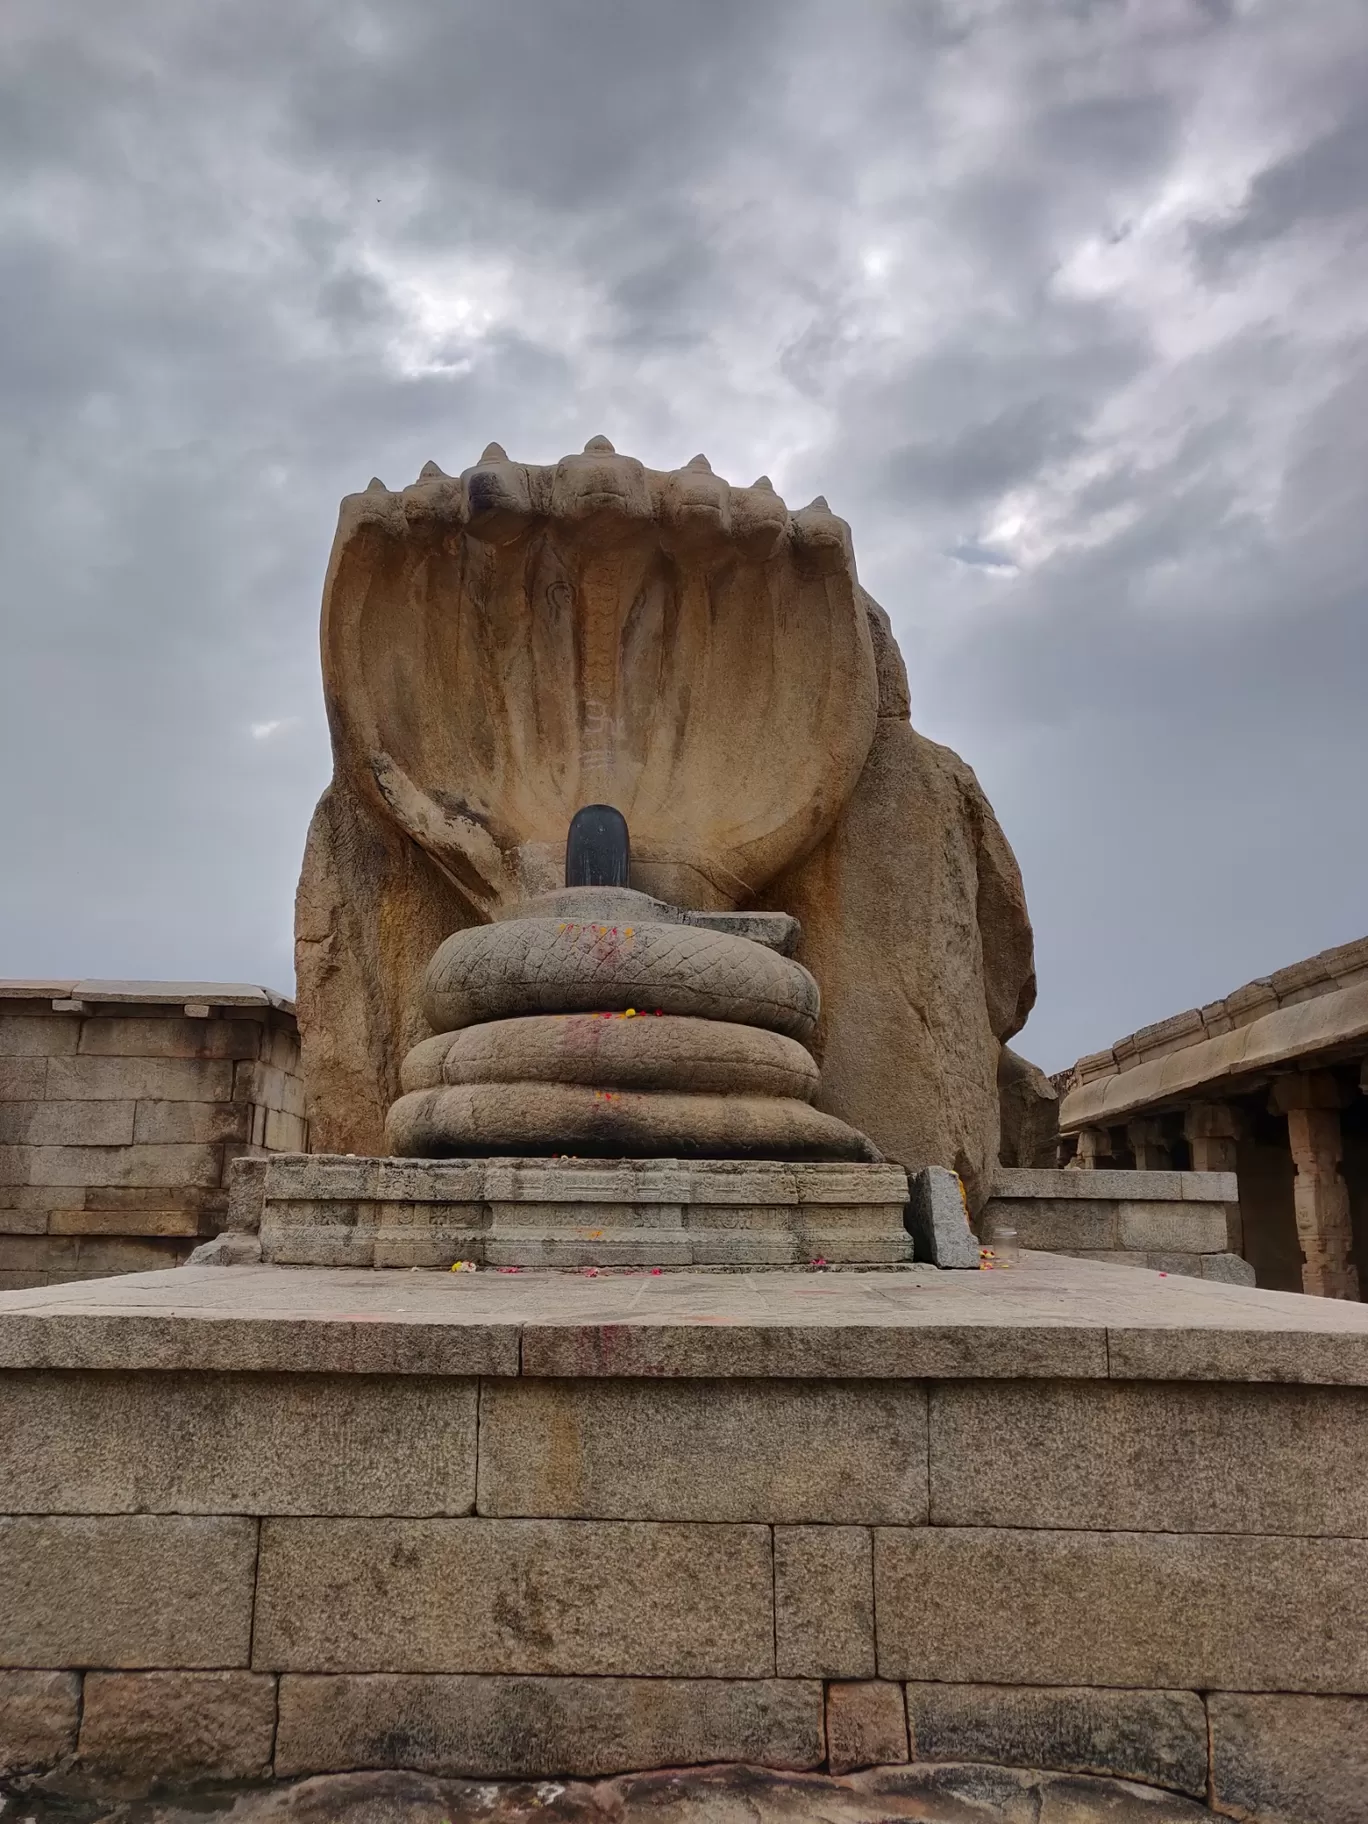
[3,1253,1368,1820]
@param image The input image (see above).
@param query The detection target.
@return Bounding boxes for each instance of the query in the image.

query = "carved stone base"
[246,1155,912,1269]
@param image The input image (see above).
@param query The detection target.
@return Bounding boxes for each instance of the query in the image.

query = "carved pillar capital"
[1185,1101,1244,1174]
[1067,1124,1109,1169]
[1269,1070,1345,1114]
[1126,1116,1171,1171]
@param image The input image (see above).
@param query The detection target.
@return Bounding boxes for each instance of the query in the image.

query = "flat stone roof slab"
[0,979,295,1011]
[3,1254,1368,1382]
[1062,980,1368,1128]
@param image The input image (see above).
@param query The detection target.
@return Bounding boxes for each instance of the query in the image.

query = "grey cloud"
[1,0,1366,1077]
[1194,107,1368,274]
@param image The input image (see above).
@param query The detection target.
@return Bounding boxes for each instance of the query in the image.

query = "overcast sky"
[2,0,1365,1071]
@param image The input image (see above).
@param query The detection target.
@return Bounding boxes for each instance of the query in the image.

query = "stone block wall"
[2,1364,1367,1818]
[983,1166,1252,1281]
[0,983,304,1289]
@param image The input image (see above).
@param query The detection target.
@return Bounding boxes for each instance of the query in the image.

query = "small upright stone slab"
[906,1166,979,1269]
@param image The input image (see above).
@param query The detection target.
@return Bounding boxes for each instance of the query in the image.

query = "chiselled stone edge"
[254,1154,910,1206]
[4,1300,1368,1381]
[991,1168,1238,1203]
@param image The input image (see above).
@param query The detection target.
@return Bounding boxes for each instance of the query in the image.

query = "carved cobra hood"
[320,437,879,915]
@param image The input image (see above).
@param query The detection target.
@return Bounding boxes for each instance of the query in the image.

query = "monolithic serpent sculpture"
[296,439,1035,1203]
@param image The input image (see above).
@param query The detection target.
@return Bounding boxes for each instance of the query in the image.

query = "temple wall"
[0,985,305,1290]
[2,1353,1366,1816]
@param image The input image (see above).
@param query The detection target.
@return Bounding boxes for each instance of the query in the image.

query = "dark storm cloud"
[1,0,1366,1070]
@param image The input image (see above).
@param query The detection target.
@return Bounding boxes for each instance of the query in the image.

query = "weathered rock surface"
[421,919,820,1040]
[0,1670,78,1776]
[1208,1691,1368,1824]
[758,597,1035,1209]
[998,1046,1060,1168]
[187,1231,262,1266]
[295,450,1035,1182]
[825,1682,910,1774]
[74,1671,275,1793]
[400,1014,819,1100]
[386,1082,880,1161]
[296,781,473,1156]
[1,1763,1224,1821]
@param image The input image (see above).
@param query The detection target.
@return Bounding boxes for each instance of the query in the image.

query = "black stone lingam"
[565,804,630,888]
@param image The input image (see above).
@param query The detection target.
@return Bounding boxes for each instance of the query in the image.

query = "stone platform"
[982,1166,1251,1282]
[3,1254,1368,1819]
[236,1154,915,1268]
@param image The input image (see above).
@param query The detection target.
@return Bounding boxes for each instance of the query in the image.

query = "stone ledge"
[0,980,294,1012]
[1061,978,1368,1127]
[255,1156,914,1271]
[992,1168,1237,1203]
[1046,1248,1253,1283]
[260,1154,909,1204]
[4,1256,1368,1381]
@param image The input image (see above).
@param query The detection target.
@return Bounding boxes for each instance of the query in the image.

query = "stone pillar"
[1183,1103,1246,1255]
[1127,1117,1171,1171]
[1067,1125,1109,1170]
[1270,1073,1359,1301]
[1185,1102,1244,1175]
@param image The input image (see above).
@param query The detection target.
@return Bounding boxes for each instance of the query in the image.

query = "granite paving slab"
[2,1252,1367,1380]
